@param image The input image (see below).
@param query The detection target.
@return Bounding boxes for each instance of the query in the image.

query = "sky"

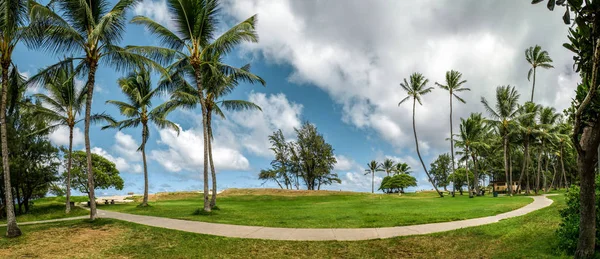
[13,0,579,195]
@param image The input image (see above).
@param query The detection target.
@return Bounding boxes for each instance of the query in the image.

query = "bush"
[556,175,600,254]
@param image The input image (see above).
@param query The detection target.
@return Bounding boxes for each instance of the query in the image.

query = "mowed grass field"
[99,189,533,228]
[0,195,567,258]
[0,196,88,224]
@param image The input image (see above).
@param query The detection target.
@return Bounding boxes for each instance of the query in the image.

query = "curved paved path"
[4,194,556,241]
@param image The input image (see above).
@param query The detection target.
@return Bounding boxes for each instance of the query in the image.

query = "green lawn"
[99,190,533,228]
[1,196,88,224]
[0,196,568,258]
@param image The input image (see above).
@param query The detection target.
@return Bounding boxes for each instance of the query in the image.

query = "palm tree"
[455,113,487,197]
[160,61,263,208]
[399,73,443,197]
[555,121,572,191]
[525,45,553,102]
[103,69,179,207]
[515,102,541,194]
[535,106,560,193]
[28,0,163,220]
[382,158,395,176]
[435,70,469,195]
[365,160,383,193]
[394,162,412,175]
[131,0,260,212]
[481,86,521,196]
[0,0,29,237]
[30,61,86,214]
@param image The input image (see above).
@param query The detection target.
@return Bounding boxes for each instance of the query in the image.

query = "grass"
[0,196,88,224]
[99,189,533,228]
[0,195,568,258]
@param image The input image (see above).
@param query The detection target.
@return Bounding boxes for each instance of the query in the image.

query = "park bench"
[103,199,115,205]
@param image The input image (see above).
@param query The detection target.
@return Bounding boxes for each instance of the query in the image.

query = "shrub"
[556,175,600,254]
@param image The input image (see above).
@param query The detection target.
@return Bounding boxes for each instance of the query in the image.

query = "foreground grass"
[100,189,532,228]
[0,196,567,258]
[1,196,88,224]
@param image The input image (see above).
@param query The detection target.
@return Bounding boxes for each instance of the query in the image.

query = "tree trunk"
[141,123,149,207]
[207,113,217,208]
[84,61,98,220]
[472,154,480,196]
[561,144,568,191]
[543,151,549,192]
[466,150,473,198]
[550,157,557,190]
[530,67,536,102]
[509,149,513,195]
[65,126,74,213]
[503,135,512,196]
[193,68,211,212]
[449,92,456,196]
[516,139,529,193]
[371,171,374,193]
[536,141,544,194]
[412,98,443,197]
[1,62,21,237]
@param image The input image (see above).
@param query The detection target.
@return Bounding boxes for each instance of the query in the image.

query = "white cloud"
[134,0,175,31]
[48,126,84,147]
[91,147,142,174]
[114,132,141,161]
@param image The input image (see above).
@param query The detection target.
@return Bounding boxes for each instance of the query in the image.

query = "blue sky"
[14,0,578,195]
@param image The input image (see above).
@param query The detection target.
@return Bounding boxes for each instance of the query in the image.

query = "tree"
[535,106,560,194]
[525,45,554,102]
[393,162,412,175]
[0,0,28,237]
[28,0,162,220]
[365,160,383,193]
[399,73,443,197]
[435,70,469,195]
[131,0,261,212]
[381,159,395,176]
[481,86,521,196]
[379,174,417,194]
[430,154,452,191]
[160,59,263,208]
[258,169,283,189]
[515,102,541,194]
[455,113,488,197]
[104,69,179,207]
[66,151,124,194]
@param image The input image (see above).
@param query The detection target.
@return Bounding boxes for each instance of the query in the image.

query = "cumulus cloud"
[114,132,141,161]
[48,126,84,147]
[134,0,175,31]
[91,147,143,174]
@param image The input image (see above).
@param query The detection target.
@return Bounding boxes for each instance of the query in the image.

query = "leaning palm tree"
[435,70,469,195]
[394,162,412,175]
[103,69,179,207]
[365,160,383,193]
[131,0,260,212]
[525,45,553,102]
[399,73,443,197]
[481,86,522,196]
[382,158,395,176]
[555,121,572,191]
[454,113,488,198]
[28,0,163,220]
[515,102,541,194]
[535,106,560,193]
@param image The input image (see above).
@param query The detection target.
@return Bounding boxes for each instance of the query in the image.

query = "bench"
[103,199,115,205]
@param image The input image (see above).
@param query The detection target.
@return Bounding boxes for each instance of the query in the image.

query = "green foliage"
[430,153,452,189]
[66,151,124,194]
[379,174,417,194]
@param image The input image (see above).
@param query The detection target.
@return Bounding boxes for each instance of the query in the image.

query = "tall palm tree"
[103,69,179,207]
[535,106,560,193]
[382,158,395,176]
[435,70,469,195]
[399,73,443,197]
[131,0,260,212]
[555,121,572,191]
[525,45,554,102]
[0,0,29,237]
[481,86,521,196]
[30,61,86,214]
[365,160,383,193]
[28,0,163,220]
[393,162,411,175]
[455,113,487,197]
[160,61,263,208]
[515,102,540,194]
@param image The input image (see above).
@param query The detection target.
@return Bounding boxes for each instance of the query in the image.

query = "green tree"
[291,122,338,190]
[515,102,541,194]
[381,158,395,176]
[399,73,443,197]
[393,162,412,175]
[131,0,260,212]
[66,151,124,194]
[525,45,554,102]
[535,106,560,194]
[481,86,521,196]
[430,154,452,192]
[435,70,469,194]
[0,0,28,237]
[455,113,488,197]
[365,160,383,193]
[103,69,179,207]
[28,0,163,220]
[379,174,417,194]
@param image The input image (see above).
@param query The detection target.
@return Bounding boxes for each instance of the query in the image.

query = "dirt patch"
[0,224,126,259]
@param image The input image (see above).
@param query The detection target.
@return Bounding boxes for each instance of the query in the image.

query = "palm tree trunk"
[516,139,529,193]
[503,135,511,196]
[371,171,374,193]
[530,67,536,102]
[412,99,443,197]
[449,93,456,196]
[550,157,557,190]
[472,154,480,196]
[193,68,211,213]
[561,144,568,191]
[207,113,217,208]
[65,126,74,213]
[466,150,473,198]
[141,123,149,207]
[543,151,549,192]
[84,61,98,220]
[536,141,544,194]
[1,62,21,237]
[509,149,513,195]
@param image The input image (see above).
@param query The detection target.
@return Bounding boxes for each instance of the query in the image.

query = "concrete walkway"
[4,195,556,241]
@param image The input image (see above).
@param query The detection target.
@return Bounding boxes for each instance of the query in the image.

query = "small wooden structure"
[491,181,519,193]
